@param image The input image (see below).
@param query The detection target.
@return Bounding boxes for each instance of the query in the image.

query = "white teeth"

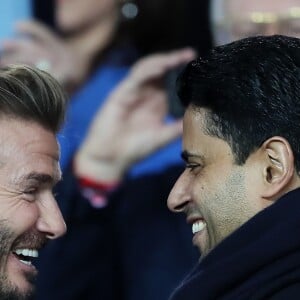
[14,248,39,258]
[19,260,32,266]
[192,221,206,234]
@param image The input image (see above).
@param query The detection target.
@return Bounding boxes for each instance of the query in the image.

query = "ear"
[260,136,295,199]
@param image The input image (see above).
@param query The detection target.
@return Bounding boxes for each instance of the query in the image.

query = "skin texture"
[0,118,66,299]
[167,107,272,256]
[55,0,119,33]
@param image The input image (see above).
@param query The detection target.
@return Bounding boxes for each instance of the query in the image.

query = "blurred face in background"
[55,0,119,34]
[212,0,300,45]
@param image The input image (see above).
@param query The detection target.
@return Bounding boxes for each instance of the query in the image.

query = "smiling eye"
[22,188,38,201]
[24,188,37,195]
[186,163,200,171]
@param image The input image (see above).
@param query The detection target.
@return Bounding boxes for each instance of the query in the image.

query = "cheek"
[56,0,115,31]
[191,178,214,217]
[17,202,40,225]
[0,202,40,232]
[191,169,221,205]
[195,171,246,224]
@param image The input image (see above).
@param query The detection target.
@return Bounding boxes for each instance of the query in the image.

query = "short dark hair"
[0,65,66,133]
[177,35,300,172]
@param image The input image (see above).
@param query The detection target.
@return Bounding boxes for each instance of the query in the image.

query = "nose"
[167,171,191,213]
[36,194,67,239]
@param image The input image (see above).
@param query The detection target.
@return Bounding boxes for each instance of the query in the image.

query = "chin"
[197,246,210,259]
[0,278,34,300]
[4,254,37,299]
[6,273,35,300]
[193,227,211,258]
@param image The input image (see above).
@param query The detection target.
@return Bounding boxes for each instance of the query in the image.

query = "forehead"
[183,107,233,160]
[183,107,212,149]
[226,0,300,15]
[0,118,60,181]
[0,118,58,154]
[183,107,206,138]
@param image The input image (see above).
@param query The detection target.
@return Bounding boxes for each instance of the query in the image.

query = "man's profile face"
[168,107,265,256]
[0,117,66,299]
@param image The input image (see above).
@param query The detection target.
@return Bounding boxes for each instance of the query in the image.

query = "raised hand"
[74,48,196,182]
[0,20,86,90]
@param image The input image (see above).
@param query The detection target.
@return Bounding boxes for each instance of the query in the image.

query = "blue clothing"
[170,188,300,300]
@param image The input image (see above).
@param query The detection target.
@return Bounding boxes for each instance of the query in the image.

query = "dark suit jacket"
[170,188,300,300]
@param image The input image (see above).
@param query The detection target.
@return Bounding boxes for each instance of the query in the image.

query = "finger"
[1,38,38,53]
[158,47,197,70]
[154,119,183,149]
[0,53,36,66]
[15,20,60,46]
[114,48,196,101]
[130,48,196,83]
[139,48,196,73]
[0,39,46,66]
[103,48,196,110]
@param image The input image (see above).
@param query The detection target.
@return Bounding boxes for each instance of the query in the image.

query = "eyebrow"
[181,150,205,162]
[18,172,61,186]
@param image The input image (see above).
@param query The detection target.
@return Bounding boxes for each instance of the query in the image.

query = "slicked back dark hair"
[0,65,66,133]
[177,35,300,172]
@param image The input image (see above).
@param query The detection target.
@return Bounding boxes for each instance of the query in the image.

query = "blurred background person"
[210,0,300,46]
[0,0,212,299]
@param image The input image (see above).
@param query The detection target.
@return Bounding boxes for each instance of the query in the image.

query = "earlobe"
[261,136,295,199]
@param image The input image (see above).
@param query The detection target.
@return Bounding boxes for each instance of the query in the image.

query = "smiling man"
[0,65,66,299]
[168,35,300,299]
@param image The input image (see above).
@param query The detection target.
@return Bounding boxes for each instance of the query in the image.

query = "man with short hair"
[167,34,300,299]
[0,65,66,299]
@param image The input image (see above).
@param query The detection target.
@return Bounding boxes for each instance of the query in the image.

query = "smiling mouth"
[192,220,207,234]
[12,248,39,267]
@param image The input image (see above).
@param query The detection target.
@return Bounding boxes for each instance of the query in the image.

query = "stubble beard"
[0,222,36,300]
[201,168,250,256]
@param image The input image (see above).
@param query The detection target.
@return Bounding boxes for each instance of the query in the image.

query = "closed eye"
[22,190,37,202]
[186,163,201,171]
[181,151,204,173]
[24,188,37,195]
[22,184,41,199]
